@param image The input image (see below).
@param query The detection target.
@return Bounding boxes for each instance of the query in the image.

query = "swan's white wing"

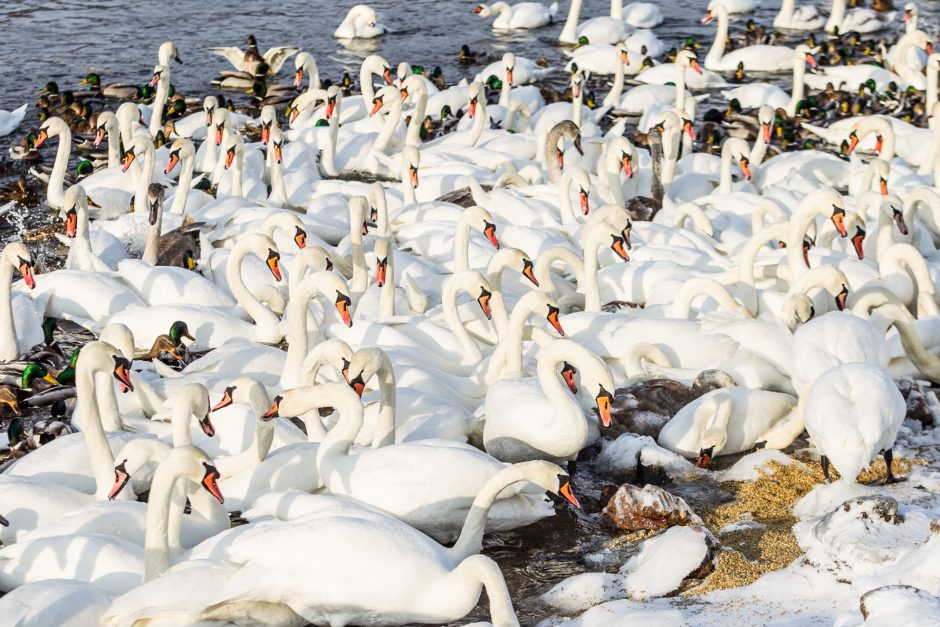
[262,47,301,73]
[208,47,247,72]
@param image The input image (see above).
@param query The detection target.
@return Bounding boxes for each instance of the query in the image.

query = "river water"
[0,0,929,625]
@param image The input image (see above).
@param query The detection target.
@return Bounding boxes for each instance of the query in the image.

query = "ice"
[620,526,710,599]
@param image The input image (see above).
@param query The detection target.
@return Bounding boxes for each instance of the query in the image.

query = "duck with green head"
[21,363,58,391]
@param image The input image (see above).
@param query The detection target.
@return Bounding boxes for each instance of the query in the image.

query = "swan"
[334,4,387,38]
[826,0,891,33]
[722,45,816,115]
[703,4,796,72]
[163,137,211,216]
[657,387,801,467]
[0,445,223,594]
[473,1,558,29]
[0,103,26,137]
[774,0,825,29]
[147,64,170,138]
[320,85,401,178]
[484,338,614,463]
[106,461,575,627]
[293,51,320,90]
[105,233,284,350]
[268,383,561,543]
[559,0,631,44]
[617,2,664,28]
[0,242,38,361]
[804,363,906,484]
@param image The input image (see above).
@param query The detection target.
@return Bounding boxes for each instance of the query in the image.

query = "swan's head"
[149,65,167,89]
[448,271,494,320]
[370,85,401,117]
[268,128,284,165]
[696,392,733,468]
[502,52,515,85]
[703,2,728,23]
[34,116,66,148]
[158,40,183,66]
[108,438,172,499]
[676,49,702,74]
[212,108,230,146]
[364,54,393,84]
[146,183,164,226]
[94,111,116,146]
[525,290,565,336]
[402,145,420,188]
[122,135,155,173]
[3,242,35,289]
[265,382,361,421]
[794,44,817,69]
[165,138,194,175]
[175,382,214,437]
[202,96,218,127]
[209,376,266,414]
[615,43,630,67]
[223,135,244,170]
[345,346,392,397]
[294,51,315,87]
[259,105,277,144]
[757,106,774,143]
[514,460,581,509]
[399,74,427,103]
[467,82,485,118]
[374,238,391,287]
[782,294,815,332]
[62,185,86,238]
[466,205,500,249]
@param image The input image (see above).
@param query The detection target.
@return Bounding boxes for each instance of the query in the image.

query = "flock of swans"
[1,0,940,624]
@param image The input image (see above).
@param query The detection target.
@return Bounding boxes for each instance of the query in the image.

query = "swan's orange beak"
[211,386,235,412]
[903,9,912,20]
[201,463,224,504]
[262,396,281,420]
[266,249,282,281]
[621,154,633,178]
[879,177,888,196]
[683,119,696,141]
[506,67,513,85]
[294,69,304,88]
[522,258,539,287]
[836,284,849,311]
[805,53,817,68]
[761,122,772,144]
[561,362,577,394]
[556,147,565,170]
[349,374,365,398]
[851,226,866,260]
[831,207,847,237]
[409,165,419,189]
[400,87,409,101]
[149,72,160,88]
[546,305,564,336]
[376,257,387,287]
[18,258,35,289]
[559,479,580,508]
[294,226,307,249]
[472,4,484,12]
[65,208,77,238]
[370,97,384,117]
[893,207,909,235]
[108,462,130,500]
[290,106,301,124]
[846,131,859,154]
[702,11,713,24]
[215,124,225,146]
[336,292,353,327]
[261,123,270,146]
[113,357,134,393]
[689,58,703,74]
[121,149,136,173]
[165,151,180,175]
[483,221,499,248]
[273,142,283,164]
[35,129,49,148]
[468,97,477,118]
[326,96,336,119]
[875,134,884,155]
[477,287,492,320]
[224,147,236,170]
[94,126,106,147]
[739,157,751,181]
[198,411,215,437]
[579,188,590,215]
[927,42,934,55]
[621,50,630,65]
[803,238,812,268]
[611,235,629,261]
[696,448,713,468]
[383,67,393,84]
[596,385,612,428]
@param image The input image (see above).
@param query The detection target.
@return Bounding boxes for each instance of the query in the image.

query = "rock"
[602,484,702,532]
[859,585,940,626]
[620,526,711,599]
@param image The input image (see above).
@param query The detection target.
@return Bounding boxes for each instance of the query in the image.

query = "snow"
[835,585,940,627]
[719,449,805,482]
[620,526,709,599]
[595,433,699,477]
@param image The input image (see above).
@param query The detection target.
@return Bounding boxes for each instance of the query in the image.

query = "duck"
[209,34,299,75]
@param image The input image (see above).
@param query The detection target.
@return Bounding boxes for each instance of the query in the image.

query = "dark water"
[0,0,929,625]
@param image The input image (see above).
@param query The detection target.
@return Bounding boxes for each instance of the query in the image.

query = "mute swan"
[804,363,906,484]
[0,103,26,137]
[559,0,630,44]
[703,4,796,72]
[826,0,891,33]
[0,446,223,594]
[334,4,387,38]
[105,233,284,350]
[473,1,558,29]
[774,0,825,29]
[657,387,801,467]
[0,242,38,361]
[484,338,614,462]
[722,45,816,115]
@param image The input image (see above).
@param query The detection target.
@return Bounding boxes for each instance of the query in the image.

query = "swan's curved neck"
[0,258,18,360]
[374,97,402,154]
[226,242,281,337]
[315,387,366,480]
[370,353,397,448]
[467,97,487,147]
[283,273,334,388]
[442,555,520,627]
[405,89,428,147]
[322,111,340,176]
[169,151,194,215]
[560,0,583,43]
[535,246,584,299]
[48,125,72,209]
[149,71,169,137]
[379,247,395,318]
[142,199,162,265]
[106,121,121,168]
[787,56,807,117]
[76,357,119,499]
[705,10,730,68]
[443,281,484,365]
[134,143,156,215]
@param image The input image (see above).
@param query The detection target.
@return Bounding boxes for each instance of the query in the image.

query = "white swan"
[334,4,387,38]
[826,0,891,33]
[722,45,816,115]
[657,387,801,467]
[0,242,38,361]
[474,1,558,29]
[559,0,630,44]
[0,103,27,137]
[703,4,795,72]
[484,338,614,462]
[774,0,825,29]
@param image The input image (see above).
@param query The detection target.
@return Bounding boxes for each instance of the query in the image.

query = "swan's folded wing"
[262,47,301,73]
[208,47,247,72]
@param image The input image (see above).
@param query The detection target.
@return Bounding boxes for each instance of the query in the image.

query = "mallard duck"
[0,176,40,206]
[458,44,487,65]
[20,363,59,392]
[79,73,138,100]
[54,347,81,387]
[8,132,41,161]
[138,335,184,364]
[29,418,74,447]
[5,417,31,455]
[246,81,295,108]
[209,35,299,75]
[168,320,195,348]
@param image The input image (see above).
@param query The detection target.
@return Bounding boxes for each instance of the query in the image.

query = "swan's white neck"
[47,124,72,209]
[169,151,195,215]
